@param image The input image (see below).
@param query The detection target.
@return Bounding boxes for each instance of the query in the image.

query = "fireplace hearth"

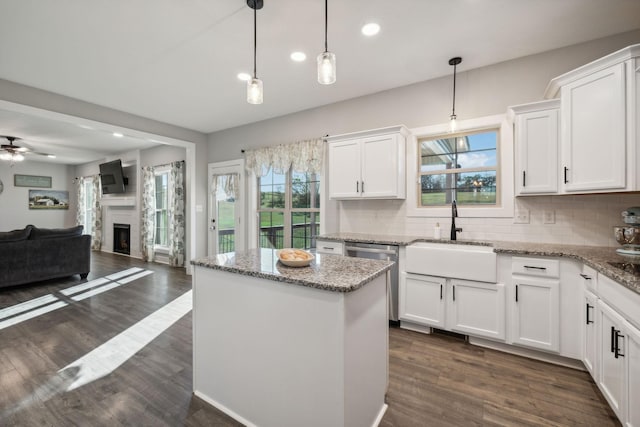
[113,223,131,255]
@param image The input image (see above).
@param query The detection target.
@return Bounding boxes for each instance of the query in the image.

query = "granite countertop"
[316,232,640,294]
[191,248,393,293]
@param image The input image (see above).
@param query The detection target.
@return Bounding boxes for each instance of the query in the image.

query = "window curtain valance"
[211,173,239,199]
[244,138,324,177]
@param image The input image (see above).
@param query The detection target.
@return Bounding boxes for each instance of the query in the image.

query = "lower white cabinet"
[511,277,560,352]
[597,299,626,421]
[401,274,445,328]
[583,290,598,377]
[627,321,640,427]
[448,279,505,340]
[400,273,505,341]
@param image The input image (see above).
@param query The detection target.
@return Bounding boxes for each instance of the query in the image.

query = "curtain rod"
[141,159,185,169]
[240,134,330,153]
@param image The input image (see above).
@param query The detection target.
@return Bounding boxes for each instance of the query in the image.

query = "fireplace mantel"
[101,196,136,207]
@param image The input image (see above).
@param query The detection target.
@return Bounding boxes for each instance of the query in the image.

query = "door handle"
[515,285,518,302]
[452,285,455,302]
[356,181,359,193]
[564,166,569,184]
[440,284,443,300]
[611,326,616,353]
[614,329,625,359]
[361,181,365,193]
[522,171,526,187]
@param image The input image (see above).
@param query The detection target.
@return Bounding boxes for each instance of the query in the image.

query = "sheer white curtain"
[75,175,102,250]
[244,138,324,177]
[211,173,239,199]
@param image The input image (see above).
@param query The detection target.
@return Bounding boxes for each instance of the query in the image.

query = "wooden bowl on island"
[276,248,314,267]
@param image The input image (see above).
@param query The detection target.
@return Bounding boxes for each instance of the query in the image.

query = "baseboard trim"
[193,390,256,427]
[468,337,585,370]
[372,403,388,427]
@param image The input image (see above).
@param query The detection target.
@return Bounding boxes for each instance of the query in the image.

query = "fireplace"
[113,223,131,255]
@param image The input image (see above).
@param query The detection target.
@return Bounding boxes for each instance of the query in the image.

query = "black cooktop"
[608,262,640,276]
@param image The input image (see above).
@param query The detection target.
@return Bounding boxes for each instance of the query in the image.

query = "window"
[418,129,498,206]
[257,169,320,249]
[155,170,169,248]
[81,180,94,231]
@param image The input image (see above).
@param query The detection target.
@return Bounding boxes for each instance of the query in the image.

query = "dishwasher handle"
[345,245,397,256]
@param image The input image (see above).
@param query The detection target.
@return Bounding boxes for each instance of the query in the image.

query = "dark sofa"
[0,225,91,289]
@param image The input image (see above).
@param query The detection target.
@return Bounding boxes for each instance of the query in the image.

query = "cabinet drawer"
[316,240,344,255]
[512,257,560,278]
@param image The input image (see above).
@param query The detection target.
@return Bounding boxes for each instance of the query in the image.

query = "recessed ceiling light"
[361,23,380,36]
[113,132,124,138]
[47,154,56,158]
[290,51,306,62]
[237,72,251,81]
[77,124,93,130]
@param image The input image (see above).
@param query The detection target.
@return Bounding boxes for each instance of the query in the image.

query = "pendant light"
[448,57,462,133]
[247,0,264,104]
[317,0,336,85]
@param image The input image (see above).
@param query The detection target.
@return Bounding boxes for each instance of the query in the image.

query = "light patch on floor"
[0,268,153,330]
[60,290,193,391]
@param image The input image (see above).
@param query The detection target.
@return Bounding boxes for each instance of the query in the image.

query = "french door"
[208,160,245,256]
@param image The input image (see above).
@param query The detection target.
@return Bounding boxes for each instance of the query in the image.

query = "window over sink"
[419,129,498,206]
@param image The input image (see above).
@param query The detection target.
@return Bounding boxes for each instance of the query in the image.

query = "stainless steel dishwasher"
[345,242,399,321]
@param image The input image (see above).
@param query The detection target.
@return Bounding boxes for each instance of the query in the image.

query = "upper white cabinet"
[328,125,408,199]
[543,44,640,194]
[511,100,560,195]
[560,63,626,192]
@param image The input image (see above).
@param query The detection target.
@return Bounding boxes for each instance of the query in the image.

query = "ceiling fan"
[0,136,55,165]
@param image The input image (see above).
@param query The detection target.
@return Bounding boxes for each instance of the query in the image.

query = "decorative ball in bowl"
[276,248,314,267]
[613,226,640,246]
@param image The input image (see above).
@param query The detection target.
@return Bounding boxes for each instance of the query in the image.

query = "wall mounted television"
[99,159,128,194]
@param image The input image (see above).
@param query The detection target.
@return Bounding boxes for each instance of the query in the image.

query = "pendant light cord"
[451,62,457,117]
[324,0,328,53]
[253,6,257,78]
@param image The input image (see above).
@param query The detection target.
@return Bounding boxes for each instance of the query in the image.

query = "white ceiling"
[1,0,639,164]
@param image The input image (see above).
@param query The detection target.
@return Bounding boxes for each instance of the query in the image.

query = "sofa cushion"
[29,225,84,240]
[0,225,32,243]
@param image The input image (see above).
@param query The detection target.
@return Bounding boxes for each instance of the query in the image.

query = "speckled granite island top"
[191,248,393,293]
[317,233,640,294]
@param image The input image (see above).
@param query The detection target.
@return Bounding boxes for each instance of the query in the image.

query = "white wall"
[207,30,640,247]
[0,160,76,231]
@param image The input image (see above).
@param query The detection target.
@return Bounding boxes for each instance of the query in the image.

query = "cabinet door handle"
[524,265,546,271]
[586,303,594,324]
[522,171,526,187]
[515,285,519,302]
[356,181,359,193]
[361,181,365,193]
[611,326,616,353]
[580,274,592,280]
[614,330,625,359]
[564,166,569,184]
[322,246,334,251]
[452,285,455,302]
[440,284,443,300]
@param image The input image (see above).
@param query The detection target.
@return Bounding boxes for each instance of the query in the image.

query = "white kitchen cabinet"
[560,63,626,192]
[598,299,626,421]
[315,239,344,255]
[448,279,505,341]
[511,277,560,352]
[511,100,560,195]
[327,125,408,200]
[544,44,640,194]
[583,289,598,377]
[627,320,640,427]
[400,273,446,328]
[510,257,560,353]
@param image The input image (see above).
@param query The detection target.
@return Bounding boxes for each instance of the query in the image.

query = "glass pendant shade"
[0,152,11,161]
[247,77,263,104]
[0,152,24,162]
[317,51,336,85]
[449,114,457,133]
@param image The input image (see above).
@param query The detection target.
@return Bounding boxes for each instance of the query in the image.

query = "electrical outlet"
[543,210,555,224]
[514,209,530,224]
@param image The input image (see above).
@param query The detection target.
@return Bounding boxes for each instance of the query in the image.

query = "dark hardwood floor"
[0,252,619,426]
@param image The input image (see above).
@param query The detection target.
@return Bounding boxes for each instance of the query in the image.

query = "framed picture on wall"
[28,190,69,210]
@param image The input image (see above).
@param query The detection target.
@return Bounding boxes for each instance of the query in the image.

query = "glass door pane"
[215,175,236,254]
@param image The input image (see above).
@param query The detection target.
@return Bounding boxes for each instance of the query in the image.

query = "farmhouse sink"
[405,242,497,282]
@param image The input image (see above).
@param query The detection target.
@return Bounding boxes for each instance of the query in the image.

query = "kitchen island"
[191,248,393,427]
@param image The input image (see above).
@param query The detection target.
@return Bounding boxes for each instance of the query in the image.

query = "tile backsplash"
[337,193,640,247]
